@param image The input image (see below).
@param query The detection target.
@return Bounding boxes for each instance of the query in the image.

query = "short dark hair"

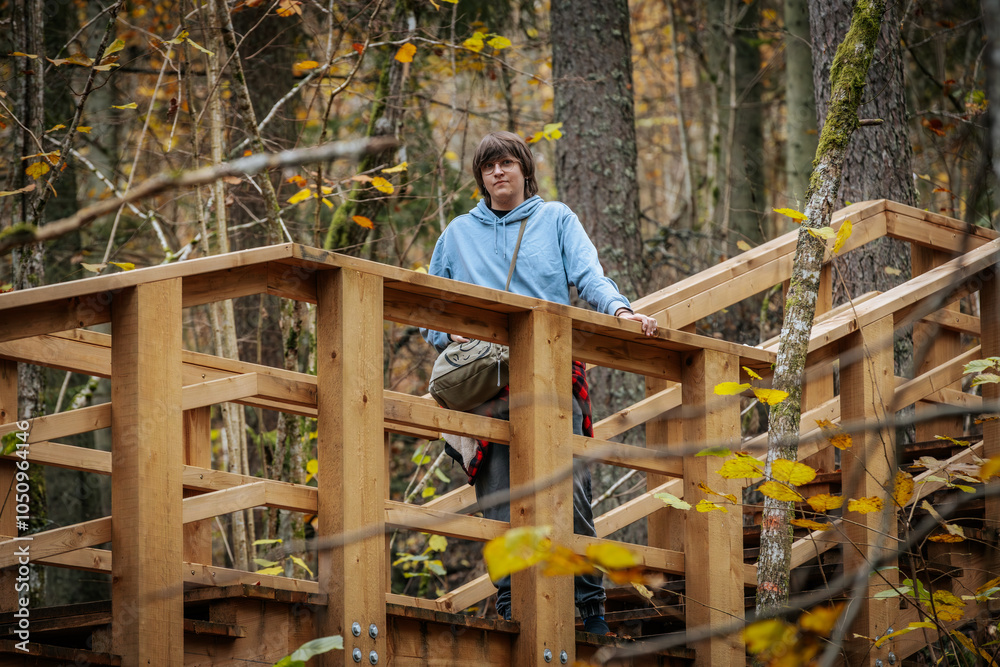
[472,131,539,207]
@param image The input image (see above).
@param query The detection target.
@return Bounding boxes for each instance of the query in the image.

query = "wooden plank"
[181,264,269,308]
[981,267,999,545]
[0,359,16,612]
[0,403,110,443]
[384,500,507,541]
[182,483,268,524]
[593,383,681,440]
[0,517,111,568]
[181,373,258,411]
[572,330,683,380]
[913,246,967,444]
[891,346,981,411]
[919,308,981,336]
[383,286,510,345]
[840,315,898,666]
[886,211,989,253]
[508,309,575,665]
[571,535,684,575]
[922,387,981,409]
[572,434,683,477]
[681,349,743,666]
[385,593,445,612]
[183,408,212,567]
[110,278,184,666]
[801,264,837,487]
[422,485,478,515]
[384,391,511,443]
[316,268,387,664]
[883,200,999,241]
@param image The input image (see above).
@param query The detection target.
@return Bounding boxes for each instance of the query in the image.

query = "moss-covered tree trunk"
[756,0,887,615]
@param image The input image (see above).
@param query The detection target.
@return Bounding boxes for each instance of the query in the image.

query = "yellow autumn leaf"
[892,470,914,507]
[287,188,313,205]
[695,499,727,513]
[305,457,318,483]
[487,35,512,50]
[112,102,138,110]
[979,455,1000,481]
[847,496,884,514]
[816,419,852,450]
[186,38,214,56]
[108,262,135,271]
[482,526,552,580]
[276,0,302,16]
[832,218,852,254]
[371,176,395,194]
[743,618,795,655]
[10,52,38,58]
[927,532,965,543]
[790,518,832,531]
[395,43,417,63]
[421,486,436,498]
[717,455,764,480]
[884,266,903,276]
[352,215,374,229]
[771,459,817,486]
[381,161,408,174]
[586,542,637,570]
[927,590,965,622]
[736,240,752,252]
[807,226,836,240]
[46,124,66,132]
[654,492,691,510]
[295,59,320,70]
[0,184,36,198]
[806,493,843,512]
[542,544,594,577]
[77,126,92,133]
[798,603,843,636]
[162,30,189,45]
[714,381,750,396]
[105,38,126,56]
[463,32,485,52]
[773,207,807,221]
[256,565,284,576]
[25,162,49,179]
[698,482,738,505]
[605,566,647,585]
[81,263,106,273]
[542,122,563,140]
[752,387,789,405]
[758,480,804,502]
[742,366,762,380]
[976,576,1000,597]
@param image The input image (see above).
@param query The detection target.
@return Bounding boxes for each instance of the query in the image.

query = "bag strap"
[505,219,528,291]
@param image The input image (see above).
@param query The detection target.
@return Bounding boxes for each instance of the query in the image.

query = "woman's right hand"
[448,334,471,344]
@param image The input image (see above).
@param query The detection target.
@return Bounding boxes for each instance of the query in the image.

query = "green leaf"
[434,468,450,483]
[874,586,912,599]
[289,555,314,577]
[971,373,1000,387]
[287,635,344,662]
[104,38,126,56]
[425,559,447,576]
[1,432,18,456]
[963,358,999,375]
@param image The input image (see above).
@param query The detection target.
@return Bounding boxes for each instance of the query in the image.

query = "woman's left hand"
[616,309,658,336]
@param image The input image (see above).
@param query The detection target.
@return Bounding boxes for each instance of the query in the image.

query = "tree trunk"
[784,0,819,209]
[809,0,915,304]
[756,0,887,615]
[324,0,413,256]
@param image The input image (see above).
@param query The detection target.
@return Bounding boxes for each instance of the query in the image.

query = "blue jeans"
[474,395,606,620]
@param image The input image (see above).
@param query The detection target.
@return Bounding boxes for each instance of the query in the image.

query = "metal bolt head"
[560,650,568,664]
[886,627,894,635]
[544,648,553,662]
[888,652,897,665]
[352,647,362,662]
[369,650,379,665]
[875,660,884,667]
[352,622,362,637]
[369,623,379,639]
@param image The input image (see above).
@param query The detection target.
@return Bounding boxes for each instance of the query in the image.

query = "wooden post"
[912,247,965,443]
[646,377,684,552]
[981,269,998,540]
[802,265,835,480]
[509,310,574,666]
[682,349,743,667]
[316,269,386,666]
[111,278,184,665]
[183,407,213,565]
[0,359,16,612]
[840,315,898,666]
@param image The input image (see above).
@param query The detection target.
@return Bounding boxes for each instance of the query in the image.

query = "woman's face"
[481,155,525,210]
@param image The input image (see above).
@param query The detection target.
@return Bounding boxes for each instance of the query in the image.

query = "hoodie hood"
[469,195,544,259]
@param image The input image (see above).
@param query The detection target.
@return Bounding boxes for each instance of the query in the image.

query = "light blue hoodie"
[421,195,631,352]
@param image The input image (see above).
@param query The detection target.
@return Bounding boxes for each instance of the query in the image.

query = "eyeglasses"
[480,158,519,174]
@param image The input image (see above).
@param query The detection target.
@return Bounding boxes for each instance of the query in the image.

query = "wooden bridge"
[0,199,996,665]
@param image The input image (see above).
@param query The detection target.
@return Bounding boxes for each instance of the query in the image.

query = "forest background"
[0,0,995,614]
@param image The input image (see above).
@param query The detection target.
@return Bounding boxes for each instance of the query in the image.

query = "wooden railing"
[0,199,996,666]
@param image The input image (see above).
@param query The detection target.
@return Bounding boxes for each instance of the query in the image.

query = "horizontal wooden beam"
[384,500,507,541]
[919,309,981,336]
[573,435,683,477]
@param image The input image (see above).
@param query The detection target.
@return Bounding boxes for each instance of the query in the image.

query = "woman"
[421,131,656,634]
